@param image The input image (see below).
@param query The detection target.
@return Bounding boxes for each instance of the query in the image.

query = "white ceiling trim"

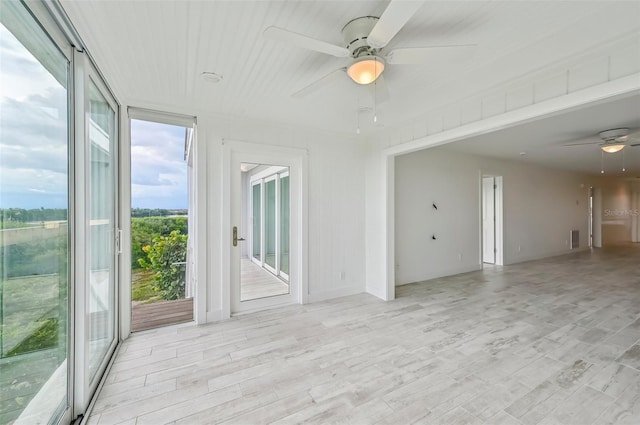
[374,33,639,146]
[382,73,640,157]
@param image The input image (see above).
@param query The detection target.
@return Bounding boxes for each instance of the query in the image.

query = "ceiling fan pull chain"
[601,150,605,174]
[373,60,378,123]
[622,148,626,172]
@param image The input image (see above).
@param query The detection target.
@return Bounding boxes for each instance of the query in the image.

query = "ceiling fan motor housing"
[342,16,379,58]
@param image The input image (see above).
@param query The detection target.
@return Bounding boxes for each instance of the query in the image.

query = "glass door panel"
[252,182,261,262]
[0,4,70,424]
[87,80,116,384]
[235,162,293,311]
[264,178,277,270]
[279,175,290,277]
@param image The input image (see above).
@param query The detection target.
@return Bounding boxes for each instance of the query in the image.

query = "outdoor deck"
[131,298,193,332]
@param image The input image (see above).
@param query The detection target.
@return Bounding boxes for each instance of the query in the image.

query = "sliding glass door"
[279,174,290,279]
[87,78,117,385]
[74,61,119,413]
[0,3,71,424]
[249,168,289,282]
[251,181,261,263]
[1,2,120,423]
[264,176,277,273]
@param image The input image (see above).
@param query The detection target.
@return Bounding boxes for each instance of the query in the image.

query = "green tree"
[131,216,187,270]
[138,230,187,300]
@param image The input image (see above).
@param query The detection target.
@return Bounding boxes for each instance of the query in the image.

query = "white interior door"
[482,176,496,264]
[230,152,300,314]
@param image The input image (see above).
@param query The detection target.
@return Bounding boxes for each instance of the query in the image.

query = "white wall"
[600,178,633,244]
[394,149,481,285]
[364,140,393,300]
[395,148,592,285]
[200,115,366,320]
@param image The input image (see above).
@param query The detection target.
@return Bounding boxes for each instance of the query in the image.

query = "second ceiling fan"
[263,0,475,99]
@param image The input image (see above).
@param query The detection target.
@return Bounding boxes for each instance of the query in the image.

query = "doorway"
[243,164,290,301]
[128,117,195,331]
[224,141,307,315]
[589,187,593,247]
[482,175,503,265]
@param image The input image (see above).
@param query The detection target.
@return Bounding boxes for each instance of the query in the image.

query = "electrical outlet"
[458,253,462,261]
[340,271,346,281]
[518,245,521,252]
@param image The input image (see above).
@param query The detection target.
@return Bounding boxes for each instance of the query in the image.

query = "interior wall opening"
[589,187,594,247]
[128,117,194,332]
[482,175,503,266]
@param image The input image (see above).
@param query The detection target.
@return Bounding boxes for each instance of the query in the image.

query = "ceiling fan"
[563,128,640,153]
[263,0,475,100]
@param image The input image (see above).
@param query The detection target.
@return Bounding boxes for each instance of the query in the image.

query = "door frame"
[222,140,308,317]
[123,109,199,334]
[480,174,504,266]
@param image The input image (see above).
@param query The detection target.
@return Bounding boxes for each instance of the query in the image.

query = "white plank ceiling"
[60,0,640,174]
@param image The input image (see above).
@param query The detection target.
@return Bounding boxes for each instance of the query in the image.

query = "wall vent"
[570,230,579,249]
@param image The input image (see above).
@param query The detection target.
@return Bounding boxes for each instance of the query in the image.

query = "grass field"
[1,274,63,357]
[131,269,162,304]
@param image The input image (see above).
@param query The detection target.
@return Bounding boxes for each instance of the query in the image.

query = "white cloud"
[130,119,188,208]
[0,24,188,210]
[1,22,70,209]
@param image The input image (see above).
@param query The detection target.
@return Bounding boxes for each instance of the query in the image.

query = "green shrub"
[138,230,187,300]
[131,216,187,270]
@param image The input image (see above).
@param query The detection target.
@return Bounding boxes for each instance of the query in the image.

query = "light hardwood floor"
[241,258,289,301]
[88,245,640,425]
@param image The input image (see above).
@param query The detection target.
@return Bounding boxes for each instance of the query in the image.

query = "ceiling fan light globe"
[347,56,385,85]
[601,144,625,153]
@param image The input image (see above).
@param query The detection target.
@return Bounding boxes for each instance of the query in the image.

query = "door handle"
[233,226,245,246]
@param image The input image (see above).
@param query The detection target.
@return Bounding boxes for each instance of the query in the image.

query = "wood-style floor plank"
[88,244,640,425]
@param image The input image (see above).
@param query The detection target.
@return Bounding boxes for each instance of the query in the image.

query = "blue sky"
[0,24,188,210]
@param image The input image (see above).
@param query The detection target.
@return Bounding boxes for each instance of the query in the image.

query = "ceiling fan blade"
[560,141,602,147]
[385,44,476,65]
[367,0,424,49]
[368,74,390,104]
[292,68,347,98]
[264,26,350,58]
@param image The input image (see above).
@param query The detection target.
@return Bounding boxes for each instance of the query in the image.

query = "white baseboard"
[307,285,364,303]
[396,264,482,286]
[365,284,387,300]
[505,246,590,265]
